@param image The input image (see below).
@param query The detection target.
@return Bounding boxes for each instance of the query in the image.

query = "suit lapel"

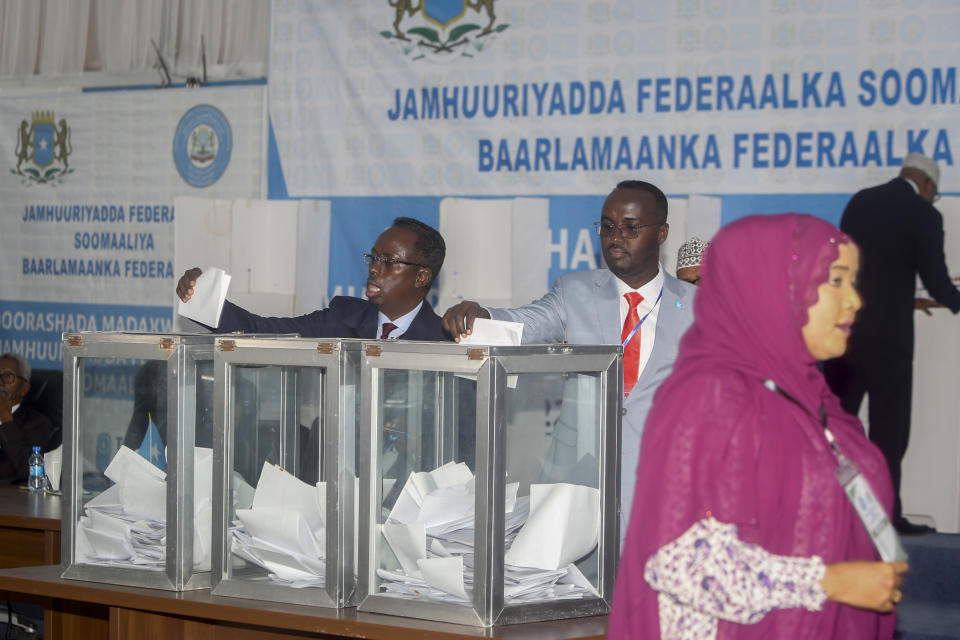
[593,271,622,346]
[402,301,434,341]
[635,274,684,390]
[357,303,379,339]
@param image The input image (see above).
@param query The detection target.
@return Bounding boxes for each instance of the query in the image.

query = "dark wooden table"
[0,565,608,640]
[0,485,61,568]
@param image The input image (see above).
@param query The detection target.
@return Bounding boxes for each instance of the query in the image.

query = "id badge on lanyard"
[835,454,908,562]
[763,380,907,563]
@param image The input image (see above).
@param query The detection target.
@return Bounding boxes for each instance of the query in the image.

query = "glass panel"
[380,369,441,509]
[193,357,215,572]
[503,371,602,602]
[75,356,167,570]
[195,359,216,449]
[375,368,475,604]
[226,363,326,588]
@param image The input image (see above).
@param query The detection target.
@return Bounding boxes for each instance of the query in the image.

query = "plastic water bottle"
[28,446,46,493]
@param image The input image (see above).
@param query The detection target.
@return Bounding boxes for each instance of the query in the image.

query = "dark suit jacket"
[0,405,54,483]
[840,178,960,357]
[215,296,451,341]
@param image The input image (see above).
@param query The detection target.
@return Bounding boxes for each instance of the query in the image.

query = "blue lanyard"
[622,287,663,349]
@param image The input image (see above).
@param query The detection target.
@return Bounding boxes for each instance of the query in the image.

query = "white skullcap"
[677,237,709,269]
[903,153,940,186]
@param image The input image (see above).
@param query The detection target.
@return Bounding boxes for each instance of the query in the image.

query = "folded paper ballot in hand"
[76,445,214,572]
[457,318,523,346]
[377,461,600,604]
[177,266,231,327]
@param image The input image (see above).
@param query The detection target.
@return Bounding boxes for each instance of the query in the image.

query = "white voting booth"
[901,194,960,533]
[437,198,550,311]
[173,198,331,331]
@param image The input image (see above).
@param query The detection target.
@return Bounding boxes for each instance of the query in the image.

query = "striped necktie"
[380,322,398,339]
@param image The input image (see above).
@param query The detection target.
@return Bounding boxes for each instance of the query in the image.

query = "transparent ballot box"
[61,332,217,590]
[211,337,362,607]
[357,342,622,626]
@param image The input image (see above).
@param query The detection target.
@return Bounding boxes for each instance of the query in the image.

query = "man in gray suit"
[443,180,696,545]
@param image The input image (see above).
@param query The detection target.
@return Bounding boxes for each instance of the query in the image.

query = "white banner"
[0,86,265,368]
[269,1,959,198]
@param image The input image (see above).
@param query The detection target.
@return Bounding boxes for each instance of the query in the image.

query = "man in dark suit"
[176,216,450,341]
[0,353,54,483]
[824,153,960,534]
[176,217,453,485]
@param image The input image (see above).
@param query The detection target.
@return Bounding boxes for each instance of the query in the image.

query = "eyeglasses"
[0,372,27,385]
[363,253,429,269]
[594,221,662,239]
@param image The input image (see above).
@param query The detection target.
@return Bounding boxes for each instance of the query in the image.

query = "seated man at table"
[175,216,451,342]
[0,352,54,483]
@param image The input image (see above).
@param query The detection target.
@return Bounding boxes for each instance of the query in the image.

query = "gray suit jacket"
[489,269,696,545]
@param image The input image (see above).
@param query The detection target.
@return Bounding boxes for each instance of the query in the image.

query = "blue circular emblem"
[173,104,232,188]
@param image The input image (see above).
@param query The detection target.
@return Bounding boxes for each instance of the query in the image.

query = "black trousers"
[823,350,913,524]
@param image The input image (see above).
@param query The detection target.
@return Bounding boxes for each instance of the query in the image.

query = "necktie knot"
[624,291,644,310]
[380,322,398,339]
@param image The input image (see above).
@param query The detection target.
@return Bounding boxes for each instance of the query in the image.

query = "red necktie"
[380,322,398,339]
[622,292,644,396]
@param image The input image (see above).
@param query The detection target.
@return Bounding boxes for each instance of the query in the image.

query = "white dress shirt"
[616,266,665,383]
[0,403,20,425]
[377,301,423,339]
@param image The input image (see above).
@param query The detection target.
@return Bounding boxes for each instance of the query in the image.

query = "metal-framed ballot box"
[210,337,363,608]
[61,332,217,591]
[357,342,622,626]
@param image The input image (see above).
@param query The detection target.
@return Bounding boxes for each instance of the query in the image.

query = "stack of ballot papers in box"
[377,461,600,603]
[75,446,214,571]
[229,462,328,588]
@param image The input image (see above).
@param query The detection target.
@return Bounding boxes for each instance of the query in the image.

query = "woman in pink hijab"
[608,214,907,639]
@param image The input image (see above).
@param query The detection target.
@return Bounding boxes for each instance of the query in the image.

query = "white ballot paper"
[44,445,62,492]
[456,318,523,387]
[228,463,331,588]
[77,446,214,572]
[177,266,231,327]
[458,318,523,346]
[377,462,600,605]
[504,483,600,570]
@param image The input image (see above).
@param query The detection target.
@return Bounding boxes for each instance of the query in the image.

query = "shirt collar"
[903,176,920,195]
[615,265,665,301]
[377,301,423,339]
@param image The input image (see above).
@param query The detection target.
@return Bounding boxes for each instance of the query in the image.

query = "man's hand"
[915,298,943,316]
[176,268,203,302]
[821,560,908,613]
[442,301,491,342]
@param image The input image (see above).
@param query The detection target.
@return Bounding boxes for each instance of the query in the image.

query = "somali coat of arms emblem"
[382,0,508,61]
[12,110,73,185]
